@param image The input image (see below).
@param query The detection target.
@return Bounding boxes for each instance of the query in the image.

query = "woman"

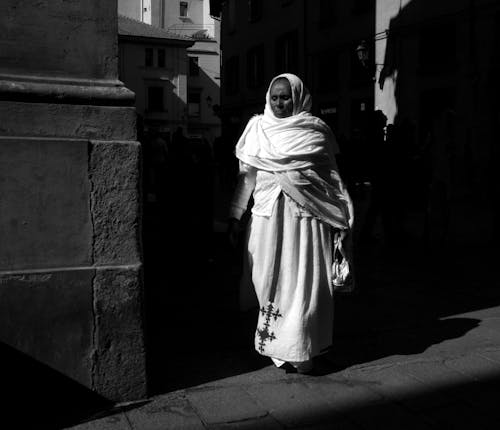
[228,74,353,373]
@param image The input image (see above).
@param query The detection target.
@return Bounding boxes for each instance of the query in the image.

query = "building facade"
[158,0,221,143]
[220,0,498,244]
[118,14,194,139]
[220,0,374,142]
[119,0,222,143]
[374,0,499,243]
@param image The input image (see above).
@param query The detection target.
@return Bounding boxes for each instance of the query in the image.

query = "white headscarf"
[235,73,339,172]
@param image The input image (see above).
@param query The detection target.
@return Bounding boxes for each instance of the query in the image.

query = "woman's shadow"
[310,240,488,375]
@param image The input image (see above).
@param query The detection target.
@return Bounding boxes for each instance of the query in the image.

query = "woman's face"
[270,79,293,118]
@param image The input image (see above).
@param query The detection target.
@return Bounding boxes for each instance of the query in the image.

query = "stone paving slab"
[186,386,267,425]
[207,415,283,429]
[343,364,439,413]
[478,348,500,363]
[245,381,337,428]
[348,402,435,430]
[65,413,132,430]
[444,353,500,381]
[126,397,205,430]
[445,307,500,320]
[422,332,493,358]
[478,317,500,332]
[305,376,385,413]
[396,360,472,409]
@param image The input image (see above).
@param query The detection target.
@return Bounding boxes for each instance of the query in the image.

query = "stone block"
[478,349,500,363]
[0,102,136,141]
[306,376,385,413]
[187,386,267,425]
[93,266,147,401]
[126,397,205,430]
[0,137,92,270]
[343,365,430,412]
[64,413,132,430]
[89,140,141,266]
[0,0,117,80]
[245,381,334,428]
[398,360,470,388]
[444,354,500,381]
[208,415,284,430]
[0,269,94,386]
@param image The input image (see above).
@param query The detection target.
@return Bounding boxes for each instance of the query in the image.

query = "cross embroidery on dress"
[256,302,282,353]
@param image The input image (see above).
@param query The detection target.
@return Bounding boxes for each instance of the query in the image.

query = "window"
[248,0,263,23]
[247,44,265,88]
[147,86,164,111]
[189,56,199,76]
[319,0,336,27]
[225,55,239,95]
[275,30,298,74]
[158,49,165,68]
[188,92,201,117]
[145,48,153,67]
[180,1,188,17]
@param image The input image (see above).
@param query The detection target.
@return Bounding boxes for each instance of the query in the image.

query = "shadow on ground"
[0,342,114,429]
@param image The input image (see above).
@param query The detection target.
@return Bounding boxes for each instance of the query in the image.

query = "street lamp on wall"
[206,95,213,107]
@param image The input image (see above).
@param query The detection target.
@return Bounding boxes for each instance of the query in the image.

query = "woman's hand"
[227,218,241,249]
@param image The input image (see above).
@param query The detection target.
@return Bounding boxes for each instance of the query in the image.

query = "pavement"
[60,227,500,430]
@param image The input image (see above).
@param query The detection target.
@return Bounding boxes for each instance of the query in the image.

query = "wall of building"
[160,0,206,35]
[118,0,142,20]
[0,0,146,415]
[305,0,375,140]
[119,39,191,133]
[187,37,221,140]
[152,0,221,140]
[221,0,306,126]
[374,0,498,243]
[220,0,497,244]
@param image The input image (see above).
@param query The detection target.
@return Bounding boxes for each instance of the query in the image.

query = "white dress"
[231,164,335,363]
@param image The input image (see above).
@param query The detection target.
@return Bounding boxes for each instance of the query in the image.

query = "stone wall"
[0,0,146,401]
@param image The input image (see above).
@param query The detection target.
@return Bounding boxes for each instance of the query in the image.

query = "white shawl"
[235,73,339,172]
[235,73,352,230]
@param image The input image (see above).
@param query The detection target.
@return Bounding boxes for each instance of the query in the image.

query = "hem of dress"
[256,346,332,364]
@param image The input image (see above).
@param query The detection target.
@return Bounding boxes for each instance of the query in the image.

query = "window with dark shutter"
[180,1,188,17]
[225,56,239,95]
[247,44,265,88]
[188,92,201,117]
[145,48,154,67]
[148,86,164,111]
[158,49,166,68]
[189,57,200,76]
[275,30,298,75]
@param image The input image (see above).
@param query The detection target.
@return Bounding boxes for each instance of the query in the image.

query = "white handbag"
[331,231,355,293]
